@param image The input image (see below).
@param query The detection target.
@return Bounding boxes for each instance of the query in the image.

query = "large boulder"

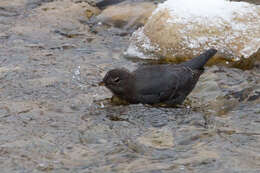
[127,0,260,69]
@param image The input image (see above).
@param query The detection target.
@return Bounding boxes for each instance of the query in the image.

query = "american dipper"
[100,49,217,106]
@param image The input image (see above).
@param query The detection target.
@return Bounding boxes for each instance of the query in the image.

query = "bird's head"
[99,68,133,96]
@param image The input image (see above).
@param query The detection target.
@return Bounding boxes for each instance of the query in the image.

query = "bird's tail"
[181,49,217,69]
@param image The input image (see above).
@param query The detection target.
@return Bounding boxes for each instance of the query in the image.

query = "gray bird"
[100,49,217,106]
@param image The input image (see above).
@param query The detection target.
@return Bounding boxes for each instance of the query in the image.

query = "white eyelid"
[114,77,120,82]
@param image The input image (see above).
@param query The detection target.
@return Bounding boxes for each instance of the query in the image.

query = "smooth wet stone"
[11,0,99,46]
[127,0,260,69]
[96,2,156,29]
[137,127,174,149]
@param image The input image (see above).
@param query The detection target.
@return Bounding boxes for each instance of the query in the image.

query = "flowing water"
[0,0,259,173]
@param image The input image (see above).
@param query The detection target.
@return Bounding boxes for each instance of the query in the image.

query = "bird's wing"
[133,65,181,103]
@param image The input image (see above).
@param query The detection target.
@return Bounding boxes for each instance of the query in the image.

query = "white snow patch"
[126,28,160,59]
[240,38,260,58]
[133,28,158,51]
[126,43,147,58]
[155,0,258,24]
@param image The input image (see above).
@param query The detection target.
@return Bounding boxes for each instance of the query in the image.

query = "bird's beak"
[99,81,105,86]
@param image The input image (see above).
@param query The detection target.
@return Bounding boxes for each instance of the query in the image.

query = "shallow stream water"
[0,0,259,173]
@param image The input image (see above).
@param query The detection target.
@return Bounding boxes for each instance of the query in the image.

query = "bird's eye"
[113,77,120,83]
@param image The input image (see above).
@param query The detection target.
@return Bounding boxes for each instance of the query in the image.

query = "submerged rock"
[137,127,174,149]
[127,0,260,69]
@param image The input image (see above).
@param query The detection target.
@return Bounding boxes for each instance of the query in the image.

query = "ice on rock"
[127,0,260,68]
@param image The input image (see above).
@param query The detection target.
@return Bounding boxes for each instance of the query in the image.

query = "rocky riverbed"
[0,0,259,173]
